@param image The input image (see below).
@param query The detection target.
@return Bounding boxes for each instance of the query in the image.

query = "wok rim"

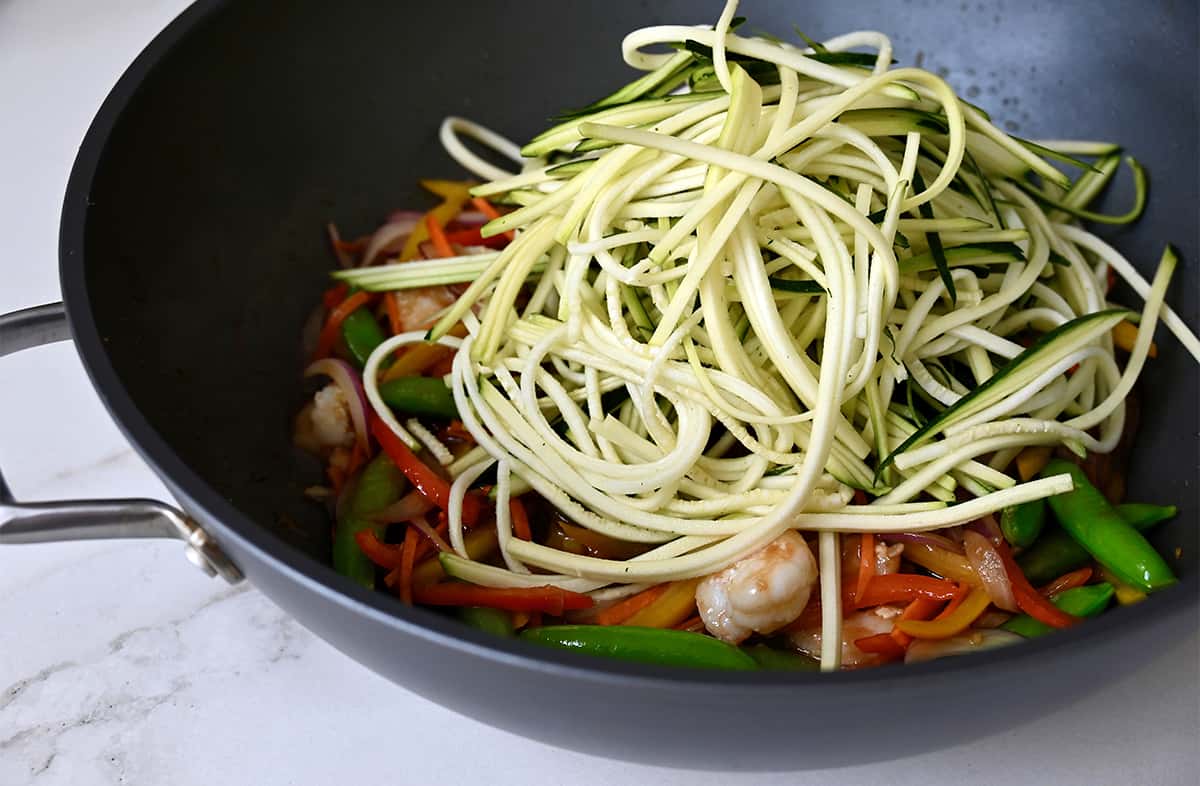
[56,0,1198,691]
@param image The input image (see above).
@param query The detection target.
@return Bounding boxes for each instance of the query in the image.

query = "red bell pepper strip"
[995,539,1078,629]
[854,633,907,661]
[855,573,959,607]
[354,530,406,570]
[412,583,595,614]
[509,498,532,541]
[444,227,509,249]
[322,282,350,310]
[370,415,482,524]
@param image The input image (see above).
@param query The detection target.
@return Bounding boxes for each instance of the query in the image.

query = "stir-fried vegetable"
[295,0,1198,672]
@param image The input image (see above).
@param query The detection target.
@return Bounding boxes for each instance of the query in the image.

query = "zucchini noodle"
[342,0,1199,671]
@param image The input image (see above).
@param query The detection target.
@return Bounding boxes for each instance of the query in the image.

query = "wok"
[1,0,1196,770]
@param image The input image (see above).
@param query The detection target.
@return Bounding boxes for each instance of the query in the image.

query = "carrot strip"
[509,498,533,541]
[411,583,594,614]
[1040,566,1093,597]
[384,292,403,336]
[470,196,516,242]
[675,615,706,633]
[895,588,991,639]
[595,585,668,625]
[425,213,455,258]
[398,526,419,604]
[313,290,372,360]
[855,532,875,608]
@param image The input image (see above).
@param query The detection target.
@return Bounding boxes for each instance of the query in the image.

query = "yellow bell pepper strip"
[399,180,473,261]
[624,577,703,628]
[1015,445,1053,481]
[895,587,992,639]
[405,527,498,588]
[1098,565,1148,605]
[1112,320,1157,357]
[901,542,981,586]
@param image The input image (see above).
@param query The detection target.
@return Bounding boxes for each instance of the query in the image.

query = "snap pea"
[378,376,459,419]
[743,643,819,671]
[1016,502,1175,585]
[333,453,408,588]
[1041,460,1176,593]
[458,606,514,637]
[520,625,758,670]
[1000,497,1045,549]
[341,307,386,367]
[1002,583,1114,638]
[1113,503,1178,530]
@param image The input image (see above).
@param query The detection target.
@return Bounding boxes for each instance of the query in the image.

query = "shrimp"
[391,285,460,333]
[788,606,904,669]
[695,531,818,645]
[293,383,355,456]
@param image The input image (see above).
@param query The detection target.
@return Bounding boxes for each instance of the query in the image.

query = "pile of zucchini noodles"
[343,0,1200,669]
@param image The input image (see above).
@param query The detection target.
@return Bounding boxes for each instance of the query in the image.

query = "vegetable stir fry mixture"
[295,2,1199,671]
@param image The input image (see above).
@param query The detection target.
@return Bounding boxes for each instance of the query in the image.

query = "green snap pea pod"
[378,376,459,419]
[743,644,819,671]
[1002,583,1114,638]
[458,606,514,637]
[1017,503,1175,585]
[1000,498,1046,549]
[520,625,758,670]
[333,453,407,588]
[1114,503,1178,529]
[341,307,386,367]
[1041,460,1176,593]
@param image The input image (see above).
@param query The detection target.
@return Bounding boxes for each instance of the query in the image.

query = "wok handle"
[0,303,243,584]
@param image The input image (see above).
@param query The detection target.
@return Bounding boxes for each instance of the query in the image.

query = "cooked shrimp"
[293,383,355,456]
[788,607,903,669]
[695,531,818,645]
[392,285,460,332]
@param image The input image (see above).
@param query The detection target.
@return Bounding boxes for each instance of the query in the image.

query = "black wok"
[1,0,1196,770]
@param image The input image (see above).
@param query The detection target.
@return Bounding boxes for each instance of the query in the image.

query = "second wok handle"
[0,303,242,583]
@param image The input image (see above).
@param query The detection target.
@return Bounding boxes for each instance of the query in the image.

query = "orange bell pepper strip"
[623,578,702,628]
[595,584,668,626]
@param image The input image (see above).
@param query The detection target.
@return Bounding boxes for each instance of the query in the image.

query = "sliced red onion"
[967,514,1004,545]
[327,222,354,268]
[905,629,1024,664]
[386,209,425,225]
[369,491,435,525]
[881,531,964,555]
[303,358,369,450]
[361,220,416,268]
[408,516,451,553]
[963,530,1019,612]
[449,209,488,226]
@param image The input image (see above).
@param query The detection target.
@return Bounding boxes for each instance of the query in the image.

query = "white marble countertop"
[0,1,1196,784]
